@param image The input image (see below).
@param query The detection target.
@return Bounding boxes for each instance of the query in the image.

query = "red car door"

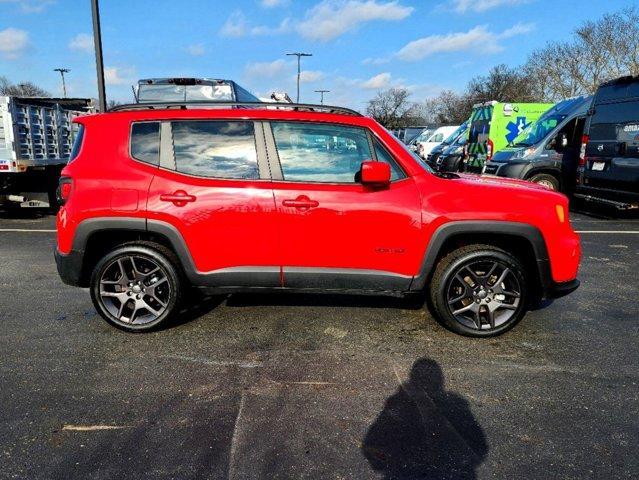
[146,119,279,286]
[267,121,423,290]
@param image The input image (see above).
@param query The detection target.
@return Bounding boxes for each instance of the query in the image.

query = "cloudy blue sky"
[0,0,633,109]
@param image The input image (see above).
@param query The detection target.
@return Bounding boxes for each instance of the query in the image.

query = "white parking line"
[575,230,639,234]
[0,228,56,232]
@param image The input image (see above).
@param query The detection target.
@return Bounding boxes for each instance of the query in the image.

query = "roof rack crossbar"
[109,101,362,116]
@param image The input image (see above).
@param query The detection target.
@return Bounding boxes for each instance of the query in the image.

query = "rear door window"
[171,121,259,179]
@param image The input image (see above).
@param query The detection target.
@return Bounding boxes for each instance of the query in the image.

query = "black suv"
[575,76,639,210]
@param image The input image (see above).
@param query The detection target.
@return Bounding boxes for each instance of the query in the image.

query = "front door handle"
[160,190,196,206]
[282,195,319,210]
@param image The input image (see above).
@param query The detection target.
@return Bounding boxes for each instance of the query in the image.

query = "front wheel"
[529,173,560,191]
[90,243,183,332]
[430,245,528,337]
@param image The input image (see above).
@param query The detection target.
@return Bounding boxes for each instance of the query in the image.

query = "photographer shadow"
[362,357,488,480]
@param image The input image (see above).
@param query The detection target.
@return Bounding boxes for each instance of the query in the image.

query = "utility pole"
[53,68,70,97]
[286,52,312,103]
[314,89,330,105]
[91,0,107,112]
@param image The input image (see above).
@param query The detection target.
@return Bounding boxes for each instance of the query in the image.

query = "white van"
[412,125,460,158]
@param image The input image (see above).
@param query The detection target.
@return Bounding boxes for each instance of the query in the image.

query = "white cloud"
[361,72,392,89]
[245,59,290,79]
[104,66,134,86]
[362,56,390,66]
[396,23,534,61]
[451,0,530,13]
[219,11,247,37]
[0,0,54,13]
[500,22,535,38]
[0,27,29,59]
[261,0,288,7]
[251,18,291,35]
[298,0,413,42]
[220,10,290,37]
[68,33,93,53]
[299,70,324,83]
[186,43,205,56]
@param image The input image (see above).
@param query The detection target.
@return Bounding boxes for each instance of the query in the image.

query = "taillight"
[57,177,73,205]
[487,139,494,159]
[578,134,589,167]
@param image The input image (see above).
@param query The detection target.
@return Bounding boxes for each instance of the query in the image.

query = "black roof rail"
[108,101,362,116]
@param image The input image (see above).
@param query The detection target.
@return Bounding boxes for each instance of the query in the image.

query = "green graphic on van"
[467,101,554,172]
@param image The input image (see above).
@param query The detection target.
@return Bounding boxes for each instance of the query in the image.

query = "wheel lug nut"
[475,299,481,304]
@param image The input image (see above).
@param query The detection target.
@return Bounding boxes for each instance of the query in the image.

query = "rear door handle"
[160,190,196,206]
[282,195,319,210]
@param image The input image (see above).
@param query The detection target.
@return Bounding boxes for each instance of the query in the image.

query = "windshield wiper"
[514,142,531,147]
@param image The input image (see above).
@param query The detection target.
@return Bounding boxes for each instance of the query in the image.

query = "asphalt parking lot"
[1,209,638,480]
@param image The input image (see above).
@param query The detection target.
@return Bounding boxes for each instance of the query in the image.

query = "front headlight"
[511,148,535,159]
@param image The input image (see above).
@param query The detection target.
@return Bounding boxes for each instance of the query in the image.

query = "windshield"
[512,115,566,146]
[389,133,435,173]
[453,126,469,145]
[410,129,433,144]
[442,123,467,145]
[138,83,234,103]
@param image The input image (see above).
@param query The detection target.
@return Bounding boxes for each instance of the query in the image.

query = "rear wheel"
[529,173,559,191]
[90,243,182,332]
[430,245,528,337]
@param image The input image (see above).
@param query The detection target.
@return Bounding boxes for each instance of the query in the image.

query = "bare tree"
[422,65,537,124]
[366,88,423,129]
[0,76,50,97]
[525,7,639,100]
[466,64,537,103]
[423,90,470,125]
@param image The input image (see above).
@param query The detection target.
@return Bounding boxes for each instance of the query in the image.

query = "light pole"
[54,68,70,97]
[286,52,312,103]
[314,89,330,105]
[91,0,106,112]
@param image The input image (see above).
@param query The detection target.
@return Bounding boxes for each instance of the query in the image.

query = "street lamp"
[286,52,312,103]
[314,89,330,105]
[91,0,107,111]
[54,68,70,97]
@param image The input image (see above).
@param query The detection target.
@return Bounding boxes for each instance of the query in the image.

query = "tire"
[429,244,528,337]
[529,173,560,191]
[90,242,183,332]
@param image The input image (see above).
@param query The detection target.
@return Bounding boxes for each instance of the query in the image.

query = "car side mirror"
[360,161,391,186]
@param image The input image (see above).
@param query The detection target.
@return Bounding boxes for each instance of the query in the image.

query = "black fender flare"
[409,221,552,294]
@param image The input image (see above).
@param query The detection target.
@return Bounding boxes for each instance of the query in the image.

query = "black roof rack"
[108,101,362,116]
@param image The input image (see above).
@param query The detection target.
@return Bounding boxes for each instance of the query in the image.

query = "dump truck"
[0,96,94,208]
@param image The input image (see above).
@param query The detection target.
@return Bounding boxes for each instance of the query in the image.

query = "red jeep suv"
[54,102,581,337]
